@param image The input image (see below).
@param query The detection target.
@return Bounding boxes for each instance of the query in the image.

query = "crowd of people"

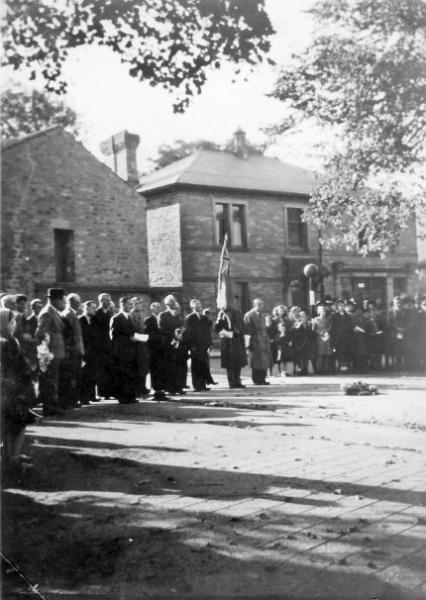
[261,295,426,378]
[1,286,425,470]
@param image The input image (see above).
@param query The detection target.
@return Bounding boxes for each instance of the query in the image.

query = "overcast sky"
[4,0,325,172]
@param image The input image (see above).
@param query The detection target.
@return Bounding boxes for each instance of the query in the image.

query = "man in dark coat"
[185,299,212,391]
[387,296,408,370]
[130,297,150,395]
[110,297,139,404]
[35,288,65,417]
[93,293,114,399]
[144,301,167,400]
[60,293,84,408]
[158,294,186,395]
[79,300,98,404]
[330,299,353,372]
[215,307,247,389]
[244,298,272,385]
[22,298,43,374]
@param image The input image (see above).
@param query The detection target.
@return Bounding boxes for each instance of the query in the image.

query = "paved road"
[2,367,426,599]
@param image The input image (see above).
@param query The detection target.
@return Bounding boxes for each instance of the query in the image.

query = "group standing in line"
[1,287,426,470]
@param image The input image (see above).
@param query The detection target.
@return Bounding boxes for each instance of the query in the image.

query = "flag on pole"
[216,233,233,310]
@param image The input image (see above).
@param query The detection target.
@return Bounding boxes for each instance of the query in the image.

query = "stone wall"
[1,128,149,298]
[147,204,182,287]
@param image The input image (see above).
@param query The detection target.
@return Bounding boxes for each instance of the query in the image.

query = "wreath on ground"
[342,381,378,396]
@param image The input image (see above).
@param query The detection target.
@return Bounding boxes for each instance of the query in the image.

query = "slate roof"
[138,150,319,196]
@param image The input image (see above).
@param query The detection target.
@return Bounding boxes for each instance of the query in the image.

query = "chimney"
[100,130,140,185]
[233,127,248,159]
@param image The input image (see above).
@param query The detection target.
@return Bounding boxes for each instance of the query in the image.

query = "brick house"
[137,129,418,313]
[1,126,159,306]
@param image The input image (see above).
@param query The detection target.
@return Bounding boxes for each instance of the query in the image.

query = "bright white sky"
[4,0,324,173]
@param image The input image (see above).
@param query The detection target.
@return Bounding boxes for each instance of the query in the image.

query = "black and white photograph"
[1,0,426,598]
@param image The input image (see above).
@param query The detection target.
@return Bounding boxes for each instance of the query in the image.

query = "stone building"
[1,126,157,305]
[3,125,417,313]
[137,129,418,313]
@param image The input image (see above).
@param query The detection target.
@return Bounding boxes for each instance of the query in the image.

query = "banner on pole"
[216,234,233,310]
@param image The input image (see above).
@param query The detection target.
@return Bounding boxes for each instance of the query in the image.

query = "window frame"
[286,205,308,250]
[213,199,248,249]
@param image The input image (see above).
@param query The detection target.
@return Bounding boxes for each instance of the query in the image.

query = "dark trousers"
[251,368,267,384]
[165,346,187,393]
[59,355,82,407]
[191,352,209,390]
[81,356,96,402]
[205,356,215,384]
[227,364,242,388]
[39,357,60,414]
[116,371,137,404]
[149,349,166,392]
[111,356,138,404]
[96,350,114,398]
[294,351,309,375]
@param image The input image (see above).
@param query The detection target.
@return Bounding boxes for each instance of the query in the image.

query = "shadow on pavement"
[2,395,425,599]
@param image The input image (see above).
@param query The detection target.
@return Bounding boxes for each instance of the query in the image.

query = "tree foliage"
[270,0,426,255]
[150,136,266,170]
[1,88,80,140]
[2,0,274,113]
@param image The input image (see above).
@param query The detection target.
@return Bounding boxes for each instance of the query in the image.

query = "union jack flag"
[216,234,233,310]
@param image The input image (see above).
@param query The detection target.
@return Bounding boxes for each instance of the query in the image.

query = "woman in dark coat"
[352,305,368,372]
[158,295,187,395]
[215,307,247,389]
[291,310,314,375]
[1,309,37,469]
[272,305,293,376]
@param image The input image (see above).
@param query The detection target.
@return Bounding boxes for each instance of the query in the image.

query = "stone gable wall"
[1,129,148,297]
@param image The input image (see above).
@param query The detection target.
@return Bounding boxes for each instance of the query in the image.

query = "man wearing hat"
[35,288,66,416]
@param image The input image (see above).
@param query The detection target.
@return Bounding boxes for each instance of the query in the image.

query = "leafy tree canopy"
[149,136,267,170]
[2,0,274,113]
[1,88,80,140]
[269,0,426,256]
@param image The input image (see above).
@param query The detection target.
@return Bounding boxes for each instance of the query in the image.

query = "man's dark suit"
[110,312,138,403]
[215,308,247,388]
[144,314,165,393]
[185,312,212,390]
[60,308,84,407]
[79,314,97,403]
[93,307,114,397]
[158,310,186,393]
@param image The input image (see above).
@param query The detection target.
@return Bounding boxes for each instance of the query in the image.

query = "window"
[215,203,228,246]
[287,207,307,249]
[393,277,407,298]
[54,229,75,282]
[234,281,250,314]
[352,277,386,307]
[214,202,247,248]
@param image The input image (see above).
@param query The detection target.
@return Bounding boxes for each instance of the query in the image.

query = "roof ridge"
[1,125,63,150]
[175,149,202,184]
